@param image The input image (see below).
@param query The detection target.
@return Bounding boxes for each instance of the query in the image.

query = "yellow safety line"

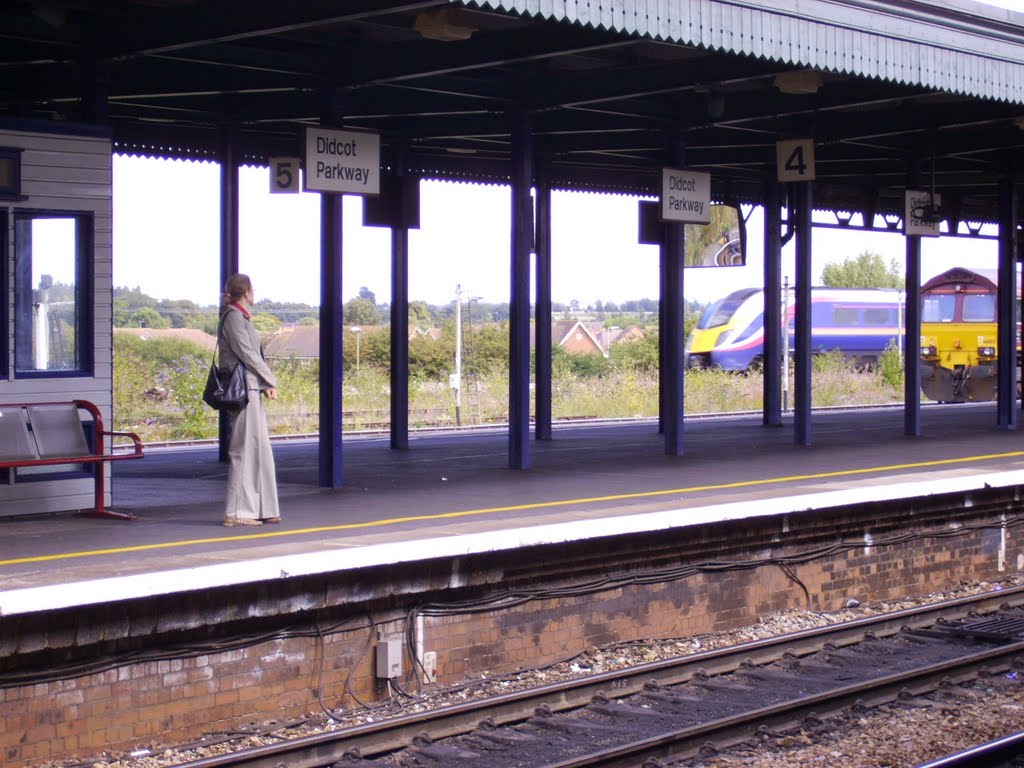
[3,450,1024,568]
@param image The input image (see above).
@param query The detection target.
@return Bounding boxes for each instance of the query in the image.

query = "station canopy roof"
[3,0,1024,223]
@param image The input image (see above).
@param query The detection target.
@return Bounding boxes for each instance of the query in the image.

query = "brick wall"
[3,490,1021,766]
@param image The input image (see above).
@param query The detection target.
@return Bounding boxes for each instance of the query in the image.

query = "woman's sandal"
[222,518,262,527]
[262,517,282,524]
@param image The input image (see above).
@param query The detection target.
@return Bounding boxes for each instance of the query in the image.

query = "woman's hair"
[221,273,252,307]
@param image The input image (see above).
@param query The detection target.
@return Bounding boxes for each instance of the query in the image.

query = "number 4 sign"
[776,139,815,182]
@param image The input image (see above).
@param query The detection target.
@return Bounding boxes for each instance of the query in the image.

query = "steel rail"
[913,730,1024,768]
[134,400,956,451]
[166,585,1024,768]
[538,640,1024,768]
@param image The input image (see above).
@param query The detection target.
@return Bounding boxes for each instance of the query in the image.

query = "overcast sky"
[111,156,1003,309]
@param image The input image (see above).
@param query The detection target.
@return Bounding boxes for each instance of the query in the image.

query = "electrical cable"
[4,510,1019,705]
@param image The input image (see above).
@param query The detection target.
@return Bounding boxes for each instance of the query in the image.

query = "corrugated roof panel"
[741,6,754,56]
[749,6,765,59]
[472,0,1024,103]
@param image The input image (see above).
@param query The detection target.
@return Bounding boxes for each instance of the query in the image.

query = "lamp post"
[351,326,362,372]
[453,287,483,427]
[454,285,462,426]
[782,277,789,413]
[466,295,481,423]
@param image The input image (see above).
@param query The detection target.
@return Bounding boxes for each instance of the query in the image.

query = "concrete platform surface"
[2,403,1023,614]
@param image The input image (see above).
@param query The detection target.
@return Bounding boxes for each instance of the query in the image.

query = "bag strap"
[212,305,253,367]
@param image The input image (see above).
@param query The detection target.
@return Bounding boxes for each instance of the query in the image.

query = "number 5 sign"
[776,139,815,182]
[269,156,302,193]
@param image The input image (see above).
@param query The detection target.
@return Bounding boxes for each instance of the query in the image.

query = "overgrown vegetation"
[112,277,911,443]
[113,332,905,442]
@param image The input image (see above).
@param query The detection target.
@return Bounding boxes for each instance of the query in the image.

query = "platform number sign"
[776,139,815,182]
[269,156,301,193]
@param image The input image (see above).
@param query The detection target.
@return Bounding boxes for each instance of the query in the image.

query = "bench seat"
[0,400,144,520]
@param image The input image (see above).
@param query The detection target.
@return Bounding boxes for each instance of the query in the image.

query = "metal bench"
[0,400,144,521]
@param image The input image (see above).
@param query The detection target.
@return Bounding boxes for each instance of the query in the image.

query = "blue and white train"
[685,287,903,371]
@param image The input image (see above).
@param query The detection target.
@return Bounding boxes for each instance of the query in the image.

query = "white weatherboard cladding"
[0,128,113,517]
[470,0,1024,104]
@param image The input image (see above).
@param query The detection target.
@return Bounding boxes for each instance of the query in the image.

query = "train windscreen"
[696,288,758,329]
[963,294,996,322]
[922,295,955,323]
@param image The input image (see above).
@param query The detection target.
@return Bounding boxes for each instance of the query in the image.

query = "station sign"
[776,139,815,182]
[660,167,711,224]
[904,189,942,237]
[269,156,301,193]
[303,127,380,195]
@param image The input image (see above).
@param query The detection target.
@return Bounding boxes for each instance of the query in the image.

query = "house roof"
[262,325,321,359]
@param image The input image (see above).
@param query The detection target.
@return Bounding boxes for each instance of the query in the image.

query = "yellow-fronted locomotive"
[919,267,1019,403]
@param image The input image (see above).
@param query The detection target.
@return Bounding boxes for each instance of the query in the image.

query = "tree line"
[115,251,901,339]
[114,285,680,334]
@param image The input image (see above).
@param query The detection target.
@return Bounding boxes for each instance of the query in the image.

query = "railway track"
[162,585,1024,768]
[914,730,1024,768]
[125,401,957,452]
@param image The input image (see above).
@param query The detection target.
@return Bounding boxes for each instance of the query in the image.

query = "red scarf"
[230,302,251,320]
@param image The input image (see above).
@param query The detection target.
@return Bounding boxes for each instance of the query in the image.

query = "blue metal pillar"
[508,110,533,469]
[390,141,410,450]
[218,124,240,463]
[997,176,1018,430]
[319,89,345,488]
[662,130,686,456]
[658,225,667,436]
[904,159,922,437]
[762,178,782,426]
[793,182,813,446]
[535,158,553,441]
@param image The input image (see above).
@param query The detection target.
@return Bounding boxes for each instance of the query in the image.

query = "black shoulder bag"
[203,320,249,412]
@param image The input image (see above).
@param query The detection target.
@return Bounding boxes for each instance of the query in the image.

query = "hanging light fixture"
[773,70,823,95]
[414,8,477,42]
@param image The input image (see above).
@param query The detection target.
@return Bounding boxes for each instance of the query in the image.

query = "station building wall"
[0,126,113,517]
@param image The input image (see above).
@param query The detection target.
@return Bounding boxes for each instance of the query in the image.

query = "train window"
[13,211,93,377]
[697,288,758,329]
[962,293,996,322]
[922,295,955,322]
[863,308,893,325]
[832,306,859,326]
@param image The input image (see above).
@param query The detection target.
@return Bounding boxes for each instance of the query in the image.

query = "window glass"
[697,288,759,329]
[962,293,996,322]
[922,295,955,323]
[14,212,92,375]
[863,307,893,325]
[832,306,859,326]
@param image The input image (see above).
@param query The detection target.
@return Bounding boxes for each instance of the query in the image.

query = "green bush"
[158,354,214,439]
[878,341,905,392]
[113,333,907,441]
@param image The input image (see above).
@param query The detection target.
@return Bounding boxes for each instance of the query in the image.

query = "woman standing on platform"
[218,273,281,526]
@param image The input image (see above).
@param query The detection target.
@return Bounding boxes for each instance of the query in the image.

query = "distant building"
[262,325,322,361]
[552,320,645,358]
[257,321,644,361]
